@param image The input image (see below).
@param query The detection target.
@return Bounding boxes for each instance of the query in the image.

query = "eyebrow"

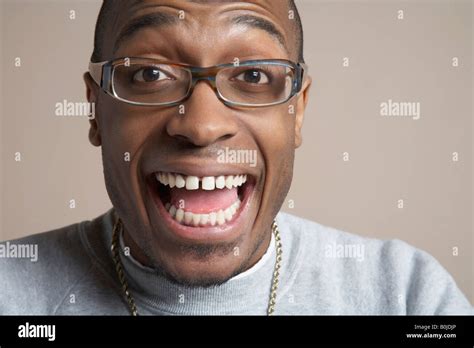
[230,14,287,51]
[113,12,179,54]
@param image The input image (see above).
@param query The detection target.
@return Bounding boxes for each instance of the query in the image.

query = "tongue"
[170,187,238,213]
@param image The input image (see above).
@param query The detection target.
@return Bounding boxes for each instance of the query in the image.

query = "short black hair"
[91,0,304,63]
[288,0,304,62]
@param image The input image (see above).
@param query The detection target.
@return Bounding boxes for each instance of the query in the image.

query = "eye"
[133,67,172,83]
[235,69,270,84]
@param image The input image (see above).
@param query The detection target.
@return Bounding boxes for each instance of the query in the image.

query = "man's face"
[85,0,311,286]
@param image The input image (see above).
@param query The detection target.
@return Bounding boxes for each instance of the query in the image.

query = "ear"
[294,75,312,148]
[83,72,102,147]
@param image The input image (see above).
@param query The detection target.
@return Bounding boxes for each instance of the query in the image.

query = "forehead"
[105,0,292,62]
[117,0,290,25]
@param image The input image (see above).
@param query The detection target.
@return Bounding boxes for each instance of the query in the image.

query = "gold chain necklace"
[111,217,283,316]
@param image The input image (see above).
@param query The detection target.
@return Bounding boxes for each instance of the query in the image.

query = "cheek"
[99,101,161,219]
[101,103,148,153]
[248,106,295,234]
[250,104,295,159]
[99,100,165,170]
[101,102,156,196]
[246,104,295,195]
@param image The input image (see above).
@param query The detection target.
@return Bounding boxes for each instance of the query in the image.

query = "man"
[0,0,472,315]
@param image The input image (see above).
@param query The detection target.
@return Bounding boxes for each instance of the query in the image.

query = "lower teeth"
[165,199,241,227]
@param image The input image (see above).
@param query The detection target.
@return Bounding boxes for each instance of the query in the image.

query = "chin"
[154,253,249,288]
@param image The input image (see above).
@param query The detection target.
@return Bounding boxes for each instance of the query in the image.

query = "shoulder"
[276,212,473,314]
[0,211,116,314]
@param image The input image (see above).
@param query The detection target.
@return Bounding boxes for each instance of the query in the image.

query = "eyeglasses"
[89,57,307,108]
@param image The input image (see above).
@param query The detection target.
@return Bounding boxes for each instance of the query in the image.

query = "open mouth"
[149,172,254,229]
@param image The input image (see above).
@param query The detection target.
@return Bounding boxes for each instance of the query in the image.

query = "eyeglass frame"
[88,57,308,108]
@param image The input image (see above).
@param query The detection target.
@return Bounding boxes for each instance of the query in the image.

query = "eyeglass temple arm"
[297,63,309,93]
[88,61,107,87]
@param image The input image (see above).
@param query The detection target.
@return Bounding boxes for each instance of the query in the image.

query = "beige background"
[1,0,473,304]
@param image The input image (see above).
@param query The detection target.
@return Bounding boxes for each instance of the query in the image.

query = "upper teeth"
[155,172,247,190]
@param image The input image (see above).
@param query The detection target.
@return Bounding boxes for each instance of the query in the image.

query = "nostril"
[219,134,234,142]
[173,134,191,143]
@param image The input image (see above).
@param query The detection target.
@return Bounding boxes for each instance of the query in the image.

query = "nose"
[166,81,239,147]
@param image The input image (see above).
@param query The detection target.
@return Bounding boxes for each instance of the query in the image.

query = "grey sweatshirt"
[0,209,472,315]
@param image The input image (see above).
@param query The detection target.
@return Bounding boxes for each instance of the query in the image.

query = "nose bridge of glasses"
[185,66,220,99]
[189,66,219,87]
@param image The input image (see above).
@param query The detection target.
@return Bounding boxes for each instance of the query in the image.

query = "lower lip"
[148,180,255,243]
